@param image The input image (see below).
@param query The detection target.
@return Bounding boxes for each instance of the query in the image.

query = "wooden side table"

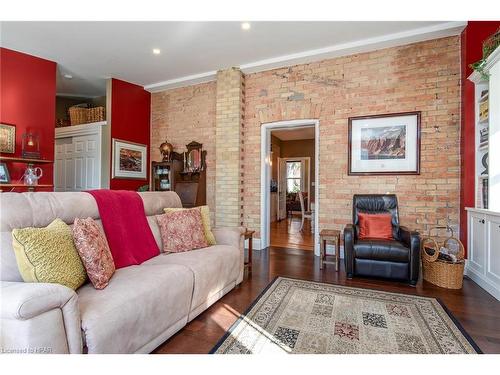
[319,229,341,271]
[244,230,255,269]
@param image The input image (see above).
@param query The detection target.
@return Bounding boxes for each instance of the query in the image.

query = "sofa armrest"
[1,281,82,354]
[212,226,245,248]
[343,224,355,278]
[400,226,421,284]
[212,227,246,284]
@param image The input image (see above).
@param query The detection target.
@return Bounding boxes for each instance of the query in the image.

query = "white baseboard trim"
[465,263,500,301]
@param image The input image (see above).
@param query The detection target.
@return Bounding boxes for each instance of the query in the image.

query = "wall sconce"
[22,132,40,159]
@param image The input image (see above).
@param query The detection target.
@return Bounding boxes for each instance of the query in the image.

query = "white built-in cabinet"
[54,121,110,191]
[466,209,500,300]
[466,45,500,301]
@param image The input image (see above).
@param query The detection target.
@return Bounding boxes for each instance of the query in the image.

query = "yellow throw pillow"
[12,218,87,290]
[163,206,216,246]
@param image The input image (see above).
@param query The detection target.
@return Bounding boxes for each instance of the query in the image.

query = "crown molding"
[240,21,466,74]
[144,70,217,93]
[144,21,466,92]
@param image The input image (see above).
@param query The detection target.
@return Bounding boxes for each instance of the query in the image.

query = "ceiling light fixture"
[152,48,161,55]
[241,22,251,31]
[64,74,73,79]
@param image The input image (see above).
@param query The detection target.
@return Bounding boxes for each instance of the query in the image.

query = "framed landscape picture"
[0,162,11,183]
[112,138,147,179]
[0,123,16,154]
[348,111,421,175]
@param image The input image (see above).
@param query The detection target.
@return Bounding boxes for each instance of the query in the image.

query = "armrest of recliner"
[1,281,82,354]
[343,224,355,278]
[399,226,421,284]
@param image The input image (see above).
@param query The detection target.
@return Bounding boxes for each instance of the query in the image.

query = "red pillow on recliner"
[358,212,393,240]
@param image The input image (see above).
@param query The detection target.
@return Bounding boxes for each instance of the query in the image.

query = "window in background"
[286,161,301,193]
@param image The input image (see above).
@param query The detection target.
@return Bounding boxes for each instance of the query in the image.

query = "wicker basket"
[421,226,465,289]
[69,106,105,125]
[88,106,105,123]
[69,106,88,125]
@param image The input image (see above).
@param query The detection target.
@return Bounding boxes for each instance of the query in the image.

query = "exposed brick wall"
[150,36,461,240]
[215,68,245,227]
[150,82,216,223]
[244,36,461,238]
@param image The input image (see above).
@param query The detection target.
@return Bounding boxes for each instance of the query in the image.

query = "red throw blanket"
[87,189,160,269]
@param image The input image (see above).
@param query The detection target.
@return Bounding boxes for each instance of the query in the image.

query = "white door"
[277,158,287,220]
[469,212,486,274]
[55,134,101,191]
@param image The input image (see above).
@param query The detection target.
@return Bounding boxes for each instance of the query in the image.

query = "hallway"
[270,216,314,251]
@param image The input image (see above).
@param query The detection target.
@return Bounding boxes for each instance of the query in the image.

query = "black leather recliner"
[343,194,421,285]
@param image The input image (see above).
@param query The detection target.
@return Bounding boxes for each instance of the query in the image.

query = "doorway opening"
[260,119,319,255]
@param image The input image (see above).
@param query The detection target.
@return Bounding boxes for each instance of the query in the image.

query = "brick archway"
[257,101,323,124]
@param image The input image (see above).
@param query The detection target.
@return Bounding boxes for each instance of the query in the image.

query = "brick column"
[215,68,245,227]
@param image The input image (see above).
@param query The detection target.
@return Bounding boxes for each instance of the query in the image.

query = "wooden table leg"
[320,239,325,269]
[248,236,253,269]
[336,235,340,272]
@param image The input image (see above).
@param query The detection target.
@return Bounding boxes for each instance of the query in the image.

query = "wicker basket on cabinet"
[421,226,465,289]
[69,106,105,125]
[69,106,88,125]
[88,106,105,123]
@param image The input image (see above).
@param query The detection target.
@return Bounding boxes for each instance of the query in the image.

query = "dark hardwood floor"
[153,247,500,354]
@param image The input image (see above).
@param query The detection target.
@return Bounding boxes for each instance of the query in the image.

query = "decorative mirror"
[183,141,206,172]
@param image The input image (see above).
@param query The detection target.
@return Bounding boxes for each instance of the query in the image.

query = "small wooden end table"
[244,230,255,269]
[319,229,341,271]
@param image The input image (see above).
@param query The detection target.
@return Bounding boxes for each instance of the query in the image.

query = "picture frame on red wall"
[0,162,11,183]
[112,138,148,180]
[0,123,16,154]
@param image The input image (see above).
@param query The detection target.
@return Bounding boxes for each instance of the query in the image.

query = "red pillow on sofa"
[358,212,393,240]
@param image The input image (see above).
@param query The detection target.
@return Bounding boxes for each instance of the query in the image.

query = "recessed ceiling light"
[241,22,251,31]
[152,48,161,55]
[64,74,73,79]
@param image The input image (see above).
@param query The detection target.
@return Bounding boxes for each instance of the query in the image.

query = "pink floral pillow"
[73,217,115,289]
[156,209,208,253]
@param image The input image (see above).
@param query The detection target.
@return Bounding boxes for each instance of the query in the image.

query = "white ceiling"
[0,21,465,96]
[272,127,315,141]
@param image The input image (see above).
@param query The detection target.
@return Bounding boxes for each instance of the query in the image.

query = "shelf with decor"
[0,183,54,192]
[0,156,53,164]
[468,74,490,209]
[0,155,54,192]
[466,35,500,301]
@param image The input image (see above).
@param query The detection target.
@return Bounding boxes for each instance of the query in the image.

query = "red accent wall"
[460,22,500,253]
[110,78,151,190]
[0,48,56,191]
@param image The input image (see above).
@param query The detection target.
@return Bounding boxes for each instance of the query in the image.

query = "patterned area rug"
[211,277,480,354]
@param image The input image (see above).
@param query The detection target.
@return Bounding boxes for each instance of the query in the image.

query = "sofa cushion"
[142,245,240,312]
[354,239,409,263]
[156,210,208,253]
[73,217,115,290]
[12,218,87,290]
[163,206,216,246]
[77,263,193,353]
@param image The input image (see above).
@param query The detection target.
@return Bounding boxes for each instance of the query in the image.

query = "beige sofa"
[0,191,244,354]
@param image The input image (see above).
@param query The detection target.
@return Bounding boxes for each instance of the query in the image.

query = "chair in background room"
[298,191,312,232]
